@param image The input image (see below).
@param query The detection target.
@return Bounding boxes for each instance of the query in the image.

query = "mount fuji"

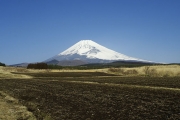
[45,40,150,66]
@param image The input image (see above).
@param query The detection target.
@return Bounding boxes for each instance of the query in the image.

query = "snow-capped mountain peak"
[44,40,150,65]
[59,40,99,56]
[45,40,150,63]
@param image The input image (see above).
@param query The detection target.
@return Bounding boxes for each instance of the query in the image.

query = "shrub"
[16,68,29,72]
[124,69,138,75]
[108,68,125,74]
[148,68,158,77]
[162,71,173,77]
[108,68,139,76]
[143,66,150,76]
[143,66,158,77]
[177,72,180,77]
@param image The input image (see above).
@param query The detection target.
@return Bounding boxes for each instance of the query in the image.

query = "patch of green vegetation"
[48,64,63,69]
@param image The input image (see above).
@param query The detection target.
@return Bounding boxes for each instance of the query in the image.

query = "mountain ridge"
[58,40,142,61]
[46,40,148,62]
[45,40,150,65]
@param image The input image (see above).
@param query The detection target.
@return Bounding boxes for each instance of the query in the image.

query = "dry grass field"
[0,65,180,119]
[108,65,180,77]
[0,91,36,120]
[0,66,31,79]
[1,65,180,78]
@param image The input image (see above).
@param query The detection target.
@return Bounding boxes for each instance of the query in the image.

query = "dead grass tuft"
[0,91,36,120]
[124,69,138,76]
[107,65,180,77]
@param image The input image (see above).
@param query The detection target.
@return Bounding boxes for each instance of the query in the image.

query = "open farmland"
[0,71,180,119]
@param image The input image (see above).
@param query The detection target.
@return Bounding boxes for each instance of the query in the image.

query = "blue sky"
[0,0,180,65]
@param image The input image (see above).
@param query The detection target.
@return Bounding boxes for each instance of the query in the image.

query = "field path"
[67,80,180,92]
[0,91,36,120]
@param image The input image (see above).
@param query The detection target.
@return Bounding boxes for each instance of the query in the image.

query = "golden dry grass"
[0,66,32,79]
[107,65,180,77]
[0,91,36,120]
[1,65,180,78]
[140,65,180,77]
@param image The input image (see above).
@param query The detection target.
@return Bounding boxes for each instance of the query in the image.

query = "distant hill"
[46,59,87,66]
[10,63,29,67]
[57,60,87,66]
[79,60,156,68]
[46,59,59,65]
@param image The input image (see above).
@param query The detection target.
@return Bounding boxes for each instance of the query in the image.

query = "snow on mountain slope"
[59,40,141,61]
[45,40,149,63]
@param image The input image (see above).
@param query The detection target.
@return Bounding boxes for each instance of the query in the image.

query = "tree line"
[0,62,6,66]
[27,63,48,69]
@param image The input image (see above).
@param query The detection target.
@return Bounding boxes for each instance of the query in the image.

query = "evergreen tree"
[0,62,6,66]
[27,63,48,69]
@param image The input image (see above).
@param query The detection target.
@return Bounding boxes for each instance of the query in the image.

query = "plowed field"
[0,73,180,119]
